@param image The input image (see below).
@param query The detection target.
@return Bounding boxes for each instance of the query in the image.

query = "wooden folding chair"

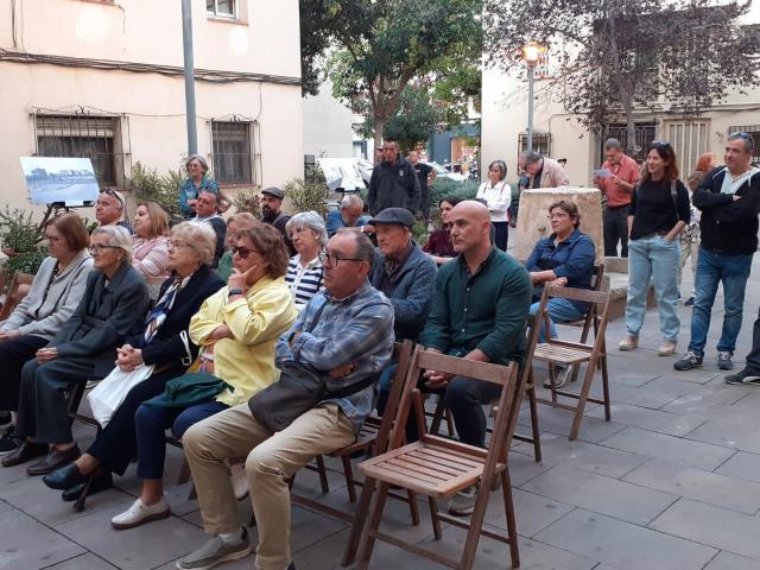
[0,271,34,321]
[290,341,419,525]
[348,349,523,569]
[428,313,543,462]
[563,264,605,384]
[534,284,612,440]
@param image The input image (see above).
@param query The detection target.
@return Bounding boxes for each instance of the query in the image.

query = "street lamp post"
[521,42,542,153]
[181,0,198,156]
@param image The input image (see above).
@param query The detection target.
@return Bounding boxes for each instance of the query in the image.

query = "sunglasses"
[232,245,261,259]
[100,189,125,207]
[731,131,755,151]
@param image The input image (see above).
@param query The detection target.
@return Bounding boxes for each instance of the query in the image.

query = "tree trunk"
[373,118,385,164]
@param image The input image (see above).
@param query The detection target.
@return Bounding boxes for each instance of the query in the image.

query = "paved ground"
[3,256,760,570]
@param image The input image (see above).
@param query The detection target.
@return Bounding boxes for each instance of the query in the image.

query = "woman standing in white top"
[284,211,327,309]
[477,159,511,250]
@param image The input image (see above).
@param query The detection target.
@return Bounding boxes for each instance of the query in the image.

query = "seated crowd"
[0,183,599,570]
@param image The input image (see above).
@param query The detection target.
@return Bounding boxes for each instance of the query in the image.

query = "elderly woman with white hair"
[285,210,328,309]
[178,154,230,219]
[2,226,152,476]
[42,222,225,505]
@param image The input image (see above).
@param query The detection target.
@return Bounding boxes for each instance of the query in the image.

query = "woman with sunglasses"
[619,141,690,356]
[42,222,224,504]
[2,226,151,474]
[108,222,297,530]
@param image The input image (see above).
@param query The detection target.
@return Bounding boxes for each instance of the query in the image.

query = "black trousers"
[604,204,630,257]
[88,370,178,476]
[745,308,760,373]
[16,357,100,444]
[0,335,49,411]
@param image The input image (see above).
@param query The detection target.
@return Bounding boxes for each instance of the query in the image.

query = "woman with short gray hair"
[179,154,220,219]
[285,211,327,309]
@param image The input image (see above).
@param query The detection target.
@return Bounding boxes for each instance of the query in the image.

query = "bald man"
[419,200,531,516]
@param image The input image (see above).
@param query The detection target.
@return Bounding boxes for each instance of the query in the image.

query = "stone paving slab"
[44,553,119,569]
[623,458,760,515]
[585,402,706,436]
[0,508,85,570]
[703,551,760,570]
[534,508,717,570]
[522,464,676,525]
[651,498,760,559]
[599,426,736,471]
[714,450,760,483]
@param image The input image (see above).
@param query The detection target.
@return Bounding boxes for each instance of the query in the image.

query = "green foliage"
[0,207,46,278]
[284,179,331,217]
[383,86,443,153]
[232,190,261,217]
[127,162,183,219]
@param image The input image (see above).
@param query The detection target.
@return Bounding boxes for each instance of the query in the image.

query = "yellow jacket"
[189,275,297,407]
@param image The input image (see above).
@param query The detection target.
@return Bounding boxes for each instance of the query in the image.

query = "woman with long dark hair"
[619,141,690,356]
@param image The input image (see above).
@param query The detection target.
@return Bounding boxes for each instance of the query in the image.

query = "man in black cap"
[368,139,421,216]
[259,187,294,255]
[367,208,437,414]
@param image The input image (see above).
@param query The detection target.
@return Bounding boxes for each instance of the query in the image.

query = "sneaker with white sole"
[674,351,703,371]
[111,496,171,530]
[448,485,477,516]
[176,527,252,570]
[725,368,760,385]
[717,351,734,371]
[543,365,571,389]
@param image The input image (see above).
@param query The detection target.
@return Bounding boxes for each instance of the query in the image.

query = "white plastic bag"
[87,364,155,428]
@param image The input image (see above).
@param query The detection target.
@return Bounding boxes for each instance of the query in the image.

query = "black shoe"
[43,462,88,490]
[287,563,296,570]
[684,296,695,307]
[62,469,113,502]
[0,425,19,455]
[0,411,11,427]
[26,445,80,476]
[1,440,48,467]
[725,368,760,386]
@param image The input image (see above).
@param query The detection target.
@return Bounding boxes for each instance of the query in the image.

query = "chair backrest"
[390,348,520,464]
[590,263,605,291]
[541,284,612,347]
[372,340,415,454]
[0,271,34,322]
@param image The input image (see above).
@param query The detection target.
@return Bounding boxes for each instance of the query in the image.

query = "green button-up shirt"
[420,248,531,365]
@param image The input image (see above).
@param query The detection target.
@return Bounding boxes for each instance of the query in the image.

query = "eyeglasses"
[100,189,125,208]
[89,244,120,254]
[231,245,261,259]
[730,131,755,151]
[324,252,365,266]
[168,240,195,251]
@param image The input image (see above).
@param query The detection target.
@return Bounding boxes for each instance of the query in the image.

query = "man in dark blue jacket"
[675,132,760,372]
[367,139,421,216]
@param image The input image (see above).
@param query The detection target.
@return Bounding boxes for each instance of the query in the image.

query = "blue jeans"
[135,399,228,479]
[626,235,681,341]
[529,298,586,342]
[688,247,753,356]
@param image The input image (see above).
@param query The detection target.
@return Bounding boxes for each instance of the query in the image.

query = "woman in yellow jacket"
[110,222,297,530]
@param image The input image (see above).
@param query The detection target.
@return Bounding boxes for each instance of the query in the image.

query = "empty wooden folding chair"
[534,284,612,440]
[0,271,34,321]
[348,349,524,569]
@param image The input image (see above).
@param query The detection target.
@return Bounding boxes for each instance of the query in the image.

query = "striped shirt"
[285,254,325,309]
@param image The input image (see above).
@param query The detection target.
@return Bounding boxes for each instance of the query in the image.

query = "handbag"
[143,372,231,409]
[87,363,156,428]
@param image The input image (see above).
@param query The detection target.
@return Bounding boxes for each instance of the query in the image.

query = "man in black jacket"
[675,132,760,372]
[367,139,421,216]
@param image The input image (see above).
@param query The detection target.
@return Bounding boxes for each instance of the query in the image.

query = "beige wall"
[0,0,303,216]
[303,79,355,159]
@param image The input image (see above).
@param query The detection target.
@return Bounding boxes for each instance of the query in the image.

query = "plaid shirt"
[275,281,394,432]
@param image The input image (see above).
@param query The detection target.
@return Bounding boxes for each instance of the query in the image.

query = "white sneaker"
[229,462,248,500]
[111,496,171,530]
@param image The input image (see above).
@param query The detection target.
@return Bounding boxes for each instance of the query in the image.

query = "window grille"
[211,120,253,184]
[518,132,551,157]
[728,125,760,164]
[602,123,657,162]
[206,0,236,18]
[665,120,709,174]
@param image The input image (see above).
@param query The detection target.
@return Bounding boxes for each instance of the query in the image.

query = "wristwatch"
[228,288,244,297]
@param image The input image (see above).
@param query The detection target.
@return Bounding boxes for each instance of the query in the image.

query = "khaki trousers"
[183,403,355,570]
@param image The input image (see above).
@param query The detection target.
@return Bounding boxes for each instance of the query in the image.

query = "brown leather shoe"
[1,440,48,468]
[26,445,81,476]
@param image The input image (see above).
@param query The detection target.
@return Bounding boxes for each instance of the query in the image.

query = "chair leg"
[501,468,520,569]
[341,455,357,503]
[430,396,445,435]
[188,481,197,501]
[459,479,492,569]
[177,457,192,485]
[427,496,442,540]
[444,407,455,436]
[407,489,420,526]
[341,475,377,567]
[601,352,611,421]
[526,379,542,463]
[315,454,330,494]
[569,364,596,440]
[356,481,392,570]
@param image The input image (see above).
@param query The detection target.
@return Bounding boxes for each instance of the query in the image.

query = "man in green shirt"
[420,200,531,516]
